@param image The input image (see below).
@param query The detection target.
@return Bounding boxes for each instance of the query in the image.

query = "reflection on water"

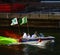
[0,41,59,55]
[23,44,55,55]
[0,44,59,55]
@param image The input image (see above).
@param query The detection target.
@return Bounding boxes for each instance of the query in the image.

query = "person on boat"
[22,32,28,38]
[39,33,44,37]
[31,31,38,38]
[27,33,31,38]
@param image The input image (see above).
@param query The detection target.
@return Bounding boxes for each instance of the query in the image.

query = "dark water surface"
[0,43,59,55]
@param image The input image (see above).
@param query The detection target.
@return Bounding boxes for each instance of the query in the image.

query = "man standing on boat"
[22,32,28,38]
[22,32,31,39]
[39,33,44,37]
[31,31,38,38]
[27,33,31,38]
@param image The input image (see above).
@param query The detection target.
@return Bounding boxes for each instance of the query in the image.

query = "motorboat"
[19,36,55,49]
[0,35,55,49]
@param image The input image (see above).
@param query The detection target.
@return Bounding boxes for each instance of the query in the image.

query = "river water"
[0,42,59,55]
